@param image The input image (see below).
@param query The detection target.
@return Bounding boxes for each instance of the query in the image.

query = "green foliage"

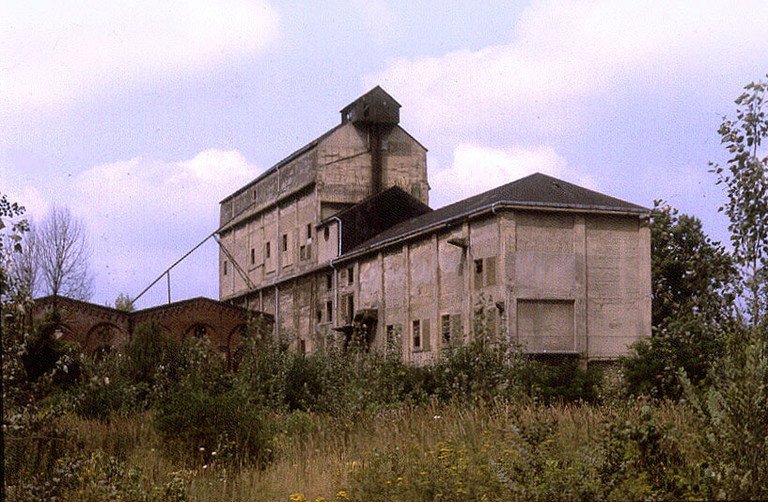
[682,328,768,499]
[622,202,738,399]
[154,386,273,467]
[519,357,602,404]
[711,75,768,327]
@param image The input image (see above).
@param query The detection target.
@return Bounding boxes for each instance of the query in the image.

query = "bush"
[154,386,273,467]
[683,328,768,499]
[519,357,602,404]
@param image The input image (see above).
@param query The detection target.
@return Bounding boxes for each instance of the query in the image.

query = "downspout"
[329,216,342,327]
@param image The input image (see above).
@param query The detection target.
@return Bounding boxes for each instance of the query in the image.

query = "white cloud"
[0,0,279,112]
[31,149,260,306]
[430,143,570,207]
[367,0,768,138]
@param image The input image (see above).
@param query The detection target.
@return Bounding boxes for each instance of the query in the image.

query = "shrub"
[154,385,273,467]
[682,328,768,499]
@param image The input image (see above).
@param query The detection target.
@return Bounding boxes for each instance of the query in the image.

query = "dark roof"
[322,186,432,254]
[338,173,649,261]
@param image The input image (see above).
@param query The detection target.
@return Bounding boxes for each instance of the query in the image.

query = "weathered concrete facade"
[219,87,651,361]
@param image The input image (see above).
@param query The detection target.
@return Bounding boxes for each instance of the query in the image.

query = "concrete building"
[219,87,651,362]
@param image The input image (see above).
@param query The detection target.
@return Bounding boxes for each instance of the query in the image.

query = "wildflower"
[289,494,306,502]
[335,491,349,500]
[433,415,442,420]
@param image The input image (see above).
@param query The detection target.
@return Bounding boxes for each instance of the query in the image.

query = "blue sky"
[2,0,767,308]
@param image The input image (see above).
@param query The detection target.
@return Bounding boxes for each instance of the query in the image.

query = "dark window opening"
[326,272,333,290]
[348,266,354,284]
[282,234,288,252]
[326,300,333,322]
[324,226,330,241]
[265,242,271,258]
[306,223,312,240]
[412,320,421,350]
[250,248,255,265]
[223,261,228,275]
[441,314,451,346]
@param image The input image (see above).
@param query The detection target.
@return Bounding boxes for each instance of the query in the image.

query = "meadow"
[5,310,767,501]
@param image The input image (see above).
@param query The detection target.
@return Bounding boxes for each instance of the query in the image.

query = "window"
[324,226,330,241]
[316,309,322,323]
[474,259,483,288]
[517,299,574,352]
[326,300,333,322]
[347,266,354,285]
[300,245,307,260]
[299,339,306,354]
[473,257,497,288]
[282,234,288,252]
[265,242,271,258]
[306,223,312,240]
[412,319,430,351]
[326,272,333,290]
[342,294,354,324]
[223,261,228,276]
[441,314,451,346]
[485,256,497,286]
[250,248,255,265]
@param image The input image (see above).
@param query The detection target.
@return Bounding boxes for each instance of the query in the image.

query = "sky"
[2,0,767,309]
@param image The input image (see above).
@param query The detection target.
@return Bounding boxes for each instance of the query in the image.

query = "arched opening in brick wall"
[85,322,125,356]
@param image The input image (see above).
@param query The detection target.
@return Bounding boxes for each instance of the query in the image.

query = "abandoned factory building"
[218,86,651,363]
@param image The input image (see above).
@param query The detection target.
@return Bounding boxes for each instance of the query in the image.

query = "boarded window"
[517,299,574,352]
[422,318,431,351]
[451,314,463,345]
[485,256,497,286]
[442,314,462,347]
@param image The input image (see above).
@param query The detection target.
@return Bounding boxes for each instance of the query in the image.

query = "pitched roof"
[321,186,432,254]
[338,173,649,261]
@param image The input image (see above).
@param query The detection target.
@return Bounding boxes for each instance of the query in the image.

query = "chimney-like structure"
[340,86,401,195]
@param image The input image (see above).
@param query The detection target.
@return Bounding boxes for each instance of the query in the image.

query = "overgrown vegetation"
[4,77,768,500]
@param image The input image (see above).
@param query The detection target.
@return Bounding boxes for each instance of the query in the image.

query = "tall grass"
[44,398,707,501]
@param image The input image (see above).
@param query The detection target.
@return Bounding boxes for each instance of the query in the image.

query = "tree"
[622,202,738,398]
[0,193,30,304]
[711,75,768,328]
[114,292,135,312]
[35,205,94,301]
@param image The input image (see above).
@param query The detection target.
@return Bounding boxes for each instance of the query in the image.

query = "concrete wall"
[347,209,649,363]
